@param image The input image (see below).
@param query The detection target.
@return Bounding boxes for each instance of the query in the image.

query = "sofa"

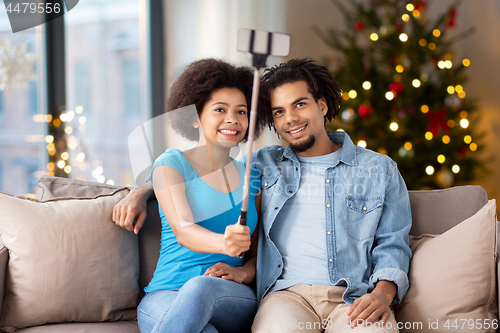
[0,175,498,332]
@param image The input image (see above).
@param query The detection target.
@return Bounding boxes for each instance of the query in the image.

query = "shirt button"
[264,183,268,186]
[327,231,331,235]
[326,204,331,208]
[329,258,333,262]
[295,167,298,171]
[363,206,367,211]
[288,190,293,193]
[326,179,330,183]
[278,264,281,268]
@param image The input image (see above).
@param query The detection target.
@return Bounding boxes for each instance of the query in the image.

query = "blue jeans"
[137,276,257,333]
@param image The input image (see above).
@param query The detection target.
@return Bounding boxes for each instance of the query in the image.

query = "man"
[249,59,411,332]
[113,59,412,332]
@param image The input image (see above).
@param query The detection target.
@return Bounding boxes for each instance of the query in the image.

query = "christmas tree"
[314,0,485,190]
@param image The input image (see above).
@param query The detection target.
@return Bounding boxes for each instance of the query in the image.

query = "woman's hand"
[222,218,251,257]
[112,184,153,234]
[203,262,248,283]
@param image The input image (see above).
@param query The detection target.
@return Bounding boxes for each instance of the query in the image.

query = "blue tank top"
[145,149,260,292]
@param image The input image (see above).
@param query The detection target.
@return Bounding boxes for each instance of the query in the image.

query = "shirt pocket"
[346,196,384,241]
[261,175,279,213]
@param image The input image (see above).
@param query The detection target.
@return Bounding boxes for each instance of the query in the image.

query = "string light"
[426,166,435,175]
[438,61,446,69]
[390,122,399,131]
[402,14,410,21]
[433,29,441,37]
[61,152,69,160]
[462,59,471,67]
[57,160,66,169]
[412,79,421,88]
[399,33,408,42]
[442,135,450,144]
[385,91,395,100]
[336,128,345,132]
[342,92,350,100]
[447,86,455,94]
[378,148,387,155]
[76,152,86,162]
[437,154,446,163]
[45,135,54,143]
[64,166,72,174]
[357,140,367,148]
[406,3,415,11]
[404,142,412,150]
[425,131,433,140]
[370,33,379,41]
[460,119,469,128]
[444,60,453,69]
[447,119,455,128]
[75,106,83,114]
[396,65,404,73]
[419,39,427,46]
[470,143,477,151]
[460,111,468,118]
[421,105,429,113]
[348,90,357,99]
[421,74,428,82]
[455,85,463,93]
[428,43,436,50]
[458,91,466,98]
[413,10,420,17]
[464,135,472,144]
[452,165,460,173]
[362,81,372,90]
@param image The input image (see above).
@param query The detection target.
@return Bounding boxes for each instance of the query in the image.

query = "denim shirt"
[252,131,412,305]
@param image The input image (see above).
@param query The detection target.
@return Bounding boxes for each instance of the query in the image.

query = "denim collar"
[280,131,358,166]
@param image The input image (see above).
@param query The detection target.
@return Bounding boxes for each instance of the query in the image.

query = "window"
[29,80,38,115]
[0,90,4,118]
[123,60,140,118]
[73,62,92,114]
[65,0,148,186]
[0,4,46,196]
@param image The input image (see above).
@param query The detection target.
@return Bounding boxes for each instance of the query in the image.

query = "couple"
[112,58,412,333]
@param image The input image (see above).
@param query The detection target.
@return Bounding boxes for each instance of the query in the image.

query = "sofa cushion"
[37,176,162,296]
[36,175,125,201]
[394,199,497,332]
[408,185,488,236]
[0,188,140,331]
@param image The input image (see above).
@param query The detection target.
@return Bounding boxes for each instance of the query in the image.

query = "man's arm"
[347,163,412,327]
[112,182,154,234]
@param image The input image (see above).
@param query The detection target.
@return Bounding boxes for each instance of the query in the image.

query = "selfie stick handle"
[240,66,261,227]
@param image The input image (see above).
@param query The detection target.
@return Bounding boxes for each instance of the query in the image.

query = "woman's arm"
[203,191,262,284]
[153,165,251,257]
[112,182,153,234]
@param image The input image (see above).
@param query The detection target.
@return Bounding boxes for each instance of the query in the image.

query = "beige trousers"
[252,284,399,333]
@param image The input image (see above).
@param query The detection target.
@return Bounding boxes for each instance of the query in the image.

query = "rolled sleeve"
[370,267,409,305]
[371,163,412,305]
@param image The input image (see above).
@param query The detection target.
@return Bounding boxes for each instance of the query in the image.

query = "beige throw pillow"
[0,188,139,330]
[394,200,498,333]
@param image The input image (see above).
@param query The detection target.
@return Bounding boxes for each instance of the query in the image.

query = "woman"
[137,59,266,333]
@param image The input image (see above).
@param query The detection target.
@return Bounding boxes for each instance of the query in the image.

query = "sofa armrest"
[0,239,8,316]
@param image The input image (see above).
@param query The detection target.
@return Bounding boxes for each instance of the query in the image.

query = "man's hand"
[222,218,251,257]
[112,186,152,234]
[346,280,396,328]
[203,262,248,283]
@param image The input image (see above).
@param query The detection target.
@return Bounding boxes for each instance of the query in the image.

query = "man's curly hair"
[259,58,343,131]
[167,58,266,142]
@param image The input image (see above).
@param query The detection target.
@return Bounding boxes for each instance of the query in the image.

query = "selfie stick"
[237,29,290,226]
